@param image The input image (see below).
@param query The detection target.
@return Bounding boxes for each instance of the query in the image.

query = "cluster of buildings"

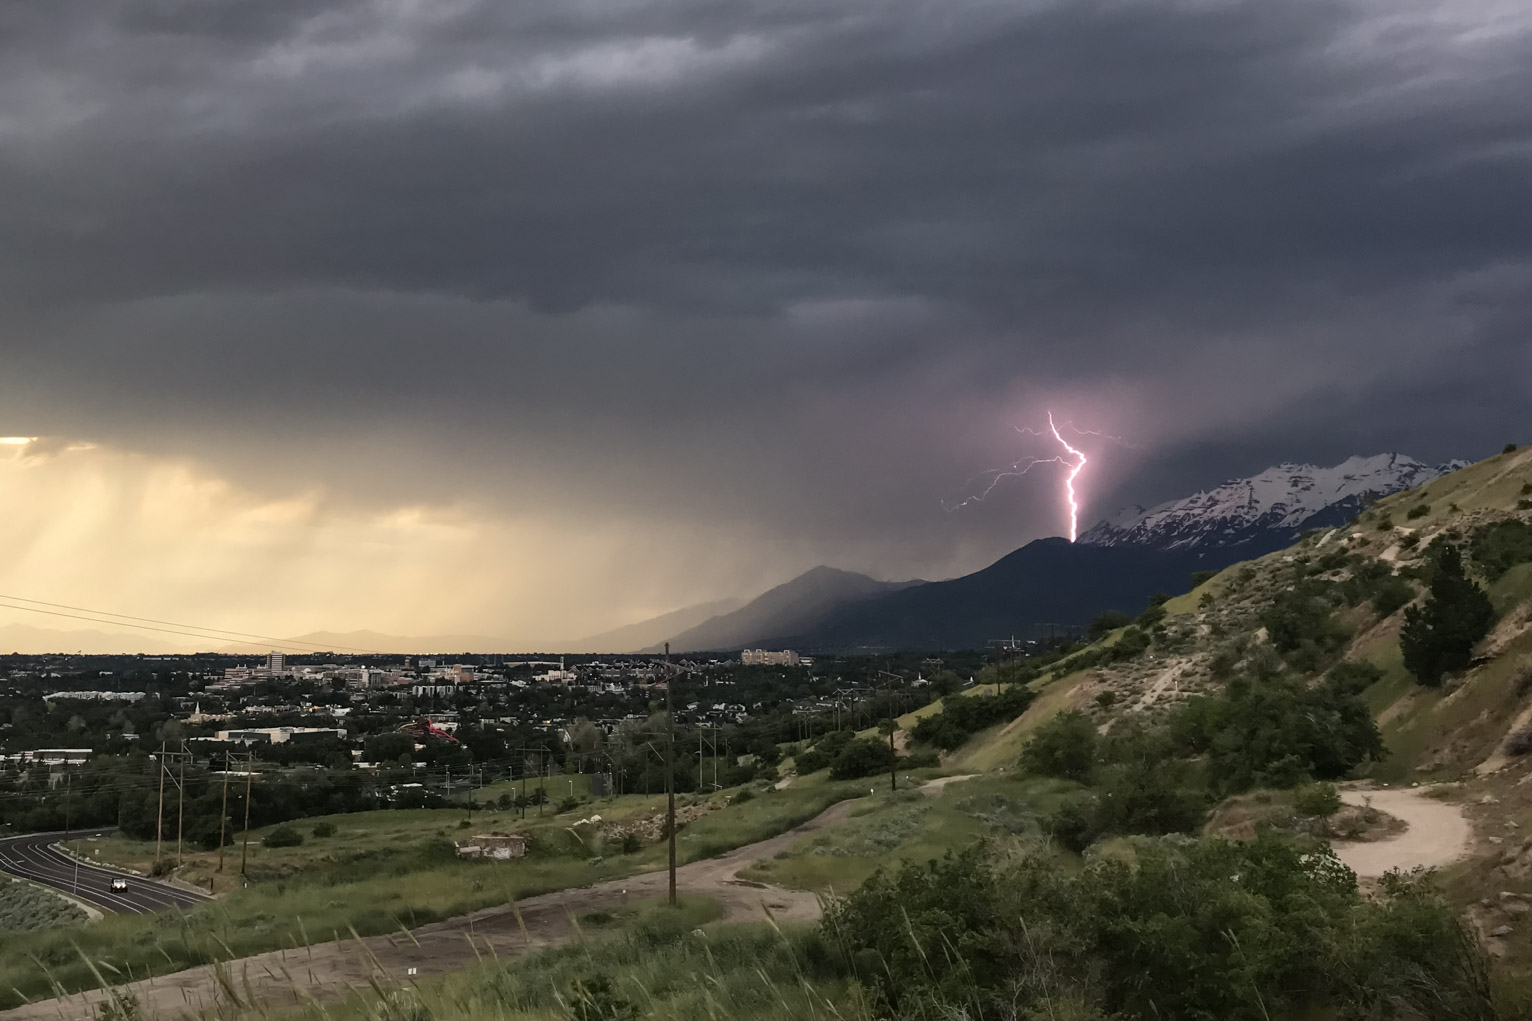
[740,649,811,667]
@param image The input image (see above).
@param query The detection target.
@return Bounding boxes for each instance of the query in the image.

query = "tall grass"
[265,902,862,1021]
[3,781,870,1009]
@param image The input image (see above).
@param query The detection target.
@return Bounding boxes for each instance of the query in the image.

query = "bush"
[1376,514,1394,531]
[1292,781,1342,819]
[910,685,1035,751]
[829,737,896,781]
[1467,519,1532,580]
[1406,503,1430,520]
[730,787,755,805]
[1019,710,1098,782]
[1506,730,1532,757]
[1401,542,1495,686]
[312,821,336,838]
[1370,575,1415,616]
[821,834,1496,1021]
[1168,673,1383,793]
[1191,570,1217,587]
[1088,609,1132,639]
[793,746,830,774]
[262,824,304,848]
[619,832,641,854]
[1505,443,1519,454]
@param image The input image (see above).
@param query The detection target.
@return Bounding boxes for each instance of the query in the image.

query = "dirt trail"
[1331,787,1472,878]
[7,783,966,1021]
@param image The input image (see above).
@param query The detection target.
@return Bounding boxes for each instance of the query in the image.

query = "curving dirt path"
[1331,787,1472,878]
[6,783,983,1021]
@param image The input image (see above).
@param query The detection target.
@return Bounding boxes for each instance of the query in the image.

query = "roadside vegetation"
[0,877,87,932]
[0,775,868,1008]
[248,832,1515,1021]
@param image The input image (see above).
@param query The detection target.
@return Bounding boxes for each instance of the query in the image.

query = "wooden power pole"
[154,741,166,865]
[665,642,676,907]
[240,762,254,876]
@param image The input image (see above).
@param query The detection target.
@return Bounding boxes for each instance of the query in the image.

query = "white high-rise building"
[267,651,287,674]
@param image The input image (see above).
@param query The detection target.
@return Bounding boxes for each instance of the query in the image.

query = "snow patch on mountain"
[1080,454,1469,552]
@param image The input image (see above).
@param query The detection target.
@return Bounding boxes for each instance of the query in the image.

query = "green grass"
[1,778,869,1008]
[0,878,88,932]
[954,671,1088,773]
[739,776,1080,894]
[270,904,852,1021]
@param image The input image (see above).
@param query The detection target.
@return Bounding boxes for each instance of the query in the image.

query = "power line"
[0,595,387,655]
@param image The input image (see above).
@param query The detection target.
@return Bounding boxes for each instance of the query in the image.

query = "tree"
[1400,543,1495,686]
[1088,610,1132,640]
[1019,710,1097,781]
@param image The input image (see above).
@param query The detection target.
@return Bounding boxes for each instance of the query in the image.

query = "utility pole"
[240,762,254,876]
[176,743,186,866]
[665,642,676,907]
[154,741,166,865]
[217,752,232,873]
[64,772,79,894]
[466,765,474,825]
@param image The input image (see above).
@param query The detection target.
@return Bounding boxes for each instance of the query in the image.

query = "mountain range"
[0,452,1464,657]
[651,452,1464,654]
[1079,453,1468,553]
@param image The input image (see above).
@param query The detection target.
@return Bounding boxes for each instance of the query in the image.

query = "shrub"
[1370,575,1415,616]
[1019,710,1098,782]
[1505,443,1520,454]
[829,737,896,780]
[1376,514,1394,531]
[1191,570,1217,587]
[793,746,830,774]
[1467,519,1532,580]
[262,824,304,848]
[909,685,1035,751]
[619,833,641,854]
[1094,690,1118,709]
[1088,609,1132,639]
[1168,673,1383,793]
[730,787,755,805]
[1292,781,1343,819]
[1406,503,1430,520]
[822,834,1495,1021]
[312,821,336,838]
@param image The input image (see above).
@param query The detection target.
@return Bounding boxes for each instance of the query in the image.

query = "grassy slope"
[0,778,869,1008]
[742,776,1081,894]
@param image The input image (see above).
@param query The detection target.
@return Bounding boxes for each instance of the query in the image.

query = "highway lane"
[0,831,211,914]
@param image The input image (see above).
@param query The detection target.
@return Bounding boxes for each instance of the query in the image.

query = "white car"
[109,878,127,892]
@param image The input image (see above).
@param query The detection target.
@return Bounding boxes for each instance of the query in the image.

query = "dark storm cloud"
[1,0,1530,583]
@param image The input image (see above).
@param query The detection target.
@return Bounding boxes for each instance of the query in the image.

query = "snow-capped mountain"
[1079,454,1469,553]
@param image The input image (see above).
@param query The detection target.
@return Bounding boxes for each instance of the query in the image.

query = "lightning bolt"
[942,455,1069,512]
[1047,411,1087,542]
[945,411,1114,542]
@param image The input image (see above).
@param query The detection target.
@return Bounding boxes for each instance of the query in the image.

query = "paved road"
[0,831,210,914]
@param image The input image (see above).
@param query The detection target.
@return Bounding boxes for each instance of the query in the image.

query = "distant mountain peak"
[1080,453,1468,553]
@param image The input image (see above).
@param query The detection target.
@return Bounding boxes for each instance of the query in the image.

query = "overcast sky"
[0,0,1529,644]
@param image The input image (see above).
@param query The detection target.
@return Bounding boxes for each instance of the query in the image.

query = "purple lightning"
[1047,411,1087,542]
[945,412,1117,542]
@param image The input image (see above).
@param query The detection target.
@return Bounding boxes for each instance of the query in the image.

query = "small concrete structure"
[455,834,527,860]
